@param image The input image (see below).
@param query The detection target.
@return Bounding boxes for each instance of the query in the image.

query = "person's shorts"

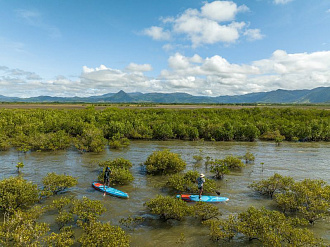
[198,186,203,190]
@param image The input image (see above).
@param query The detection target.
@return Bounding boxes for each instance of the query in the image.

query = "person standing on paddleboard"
[103,166,112,196]
[197,173,205,200]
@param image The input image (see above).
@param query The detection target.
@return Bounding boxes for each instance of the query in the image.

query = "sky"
[0,0,330,98]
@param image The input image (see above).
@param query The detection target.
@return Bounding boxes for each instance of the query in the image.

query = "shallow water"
[1,140,329,246]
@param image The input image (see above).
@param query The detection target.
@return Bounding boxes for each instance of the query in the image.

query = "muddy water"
[1,141,329,246]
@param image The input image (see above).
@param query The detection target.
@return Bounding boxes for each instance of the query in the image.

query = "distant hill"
[106,90,134,102]
[0,87,329,104]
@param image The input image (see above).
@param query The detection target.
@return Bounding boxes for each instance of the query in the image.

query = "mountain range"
[1,87,330,104]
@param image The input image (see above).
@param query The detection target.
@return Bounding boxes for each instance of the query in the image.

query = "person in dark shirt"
[197,173,205,200]
[103,166,111,196]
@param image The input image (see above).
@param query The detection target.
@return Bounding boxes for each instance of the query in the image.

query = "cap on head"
[200,173,205,177]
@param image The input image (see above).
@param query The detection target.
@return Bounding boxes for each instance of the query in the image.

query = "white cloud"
[326,9,330,13]
[142,26,171,41]
[253,50,330,74]
[125,63,153,72]
[201,1,248,22]
[173,15,243,46]
[244,29,264,41]
[274,0,294,5]
[1,50,330,97]
[162,44,174,51]
[142,1,262,47]
[168,53,191,70]
[159,50,330,95]
[190,54,203,63]
[204,89,213,95]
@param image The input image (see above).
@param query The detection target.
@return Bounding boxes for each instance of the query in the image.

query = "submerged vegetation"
[0,175,130,246]
[144,149,187,175]
[0,148,329,246]
[205,206,324,246]
[0,106,329,153]
[250,175,330,224]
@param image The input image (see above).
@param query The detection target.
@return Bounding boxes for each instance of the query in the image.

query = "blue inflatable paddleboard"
[177,194,229,203]
[92,182,129,199]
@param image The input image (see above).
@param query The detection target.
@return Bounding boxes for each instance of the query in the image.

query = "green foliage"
[152,122,175,140]
[99,157,133,169]
[205,206,323,246]
[210,159,230,179]
[98,158,134,185]
[41,173,78,197]
[109,133,130,149]
[165,170,216,193]
[0,177,40,214]
[205,215,237,242]
[30,131,72,151]
[274,179,330,224]
[242,151,255,163]
[144,149,187,175]
[49,196,75,230]
[193,150,203,162]
[222,155,245,169]
[0,173,127,247]
[55,210,74,230]
[16,162,24,173]
[50,196,73,212]
[78,221,130,247]
[0,206,49,247]
[145,195,192,221]
[48,196,106,231]
[250,175,330,224]
[45,226,75,247]
[0,134,10,151]
[71,196,106,224]
[204,156,212,168]
[119,216,145,229]
[209,155,245,179]
[104,168,134,186]
[166,173,190,192]
[249,173,294,198]
[74,125,106,152]
[260,130,285,142]
[192,202,221,221]
[242,123,260,142]
[0,107,329,153]
[176,233,186,244]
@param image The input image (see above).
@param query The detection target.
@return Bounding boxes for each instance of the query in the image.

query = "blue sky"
[0,0,330,97]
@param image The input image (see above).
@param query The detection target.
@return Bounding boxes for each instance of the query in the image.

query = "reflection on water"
[1,141,329,246]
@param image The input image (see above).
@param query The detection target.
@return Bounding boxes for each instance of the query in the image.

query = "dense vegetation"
[0,175,130,246]
[144,149,187,175]
[0,105,329,245]
[205,206,324,246]
[250,174,330,224]
[0,107,329,152]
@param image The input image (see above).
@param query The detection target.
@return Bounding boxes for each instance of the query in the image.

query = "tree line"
[0,106,329,152]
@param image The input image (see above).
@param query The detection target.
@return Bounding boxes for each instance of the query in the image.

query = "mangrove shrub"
[205,206,323,246]
[144,149,187,175]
